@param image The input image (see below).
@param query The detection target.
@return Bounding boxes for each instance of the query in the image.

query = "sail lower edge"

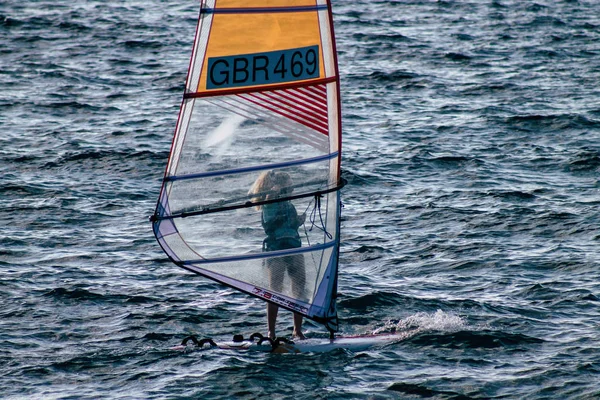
[179,263,314,316]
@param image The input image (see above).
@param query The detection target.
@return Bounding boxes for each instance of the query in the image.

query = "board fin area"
[172,331,406,354]
[172,332,299,353]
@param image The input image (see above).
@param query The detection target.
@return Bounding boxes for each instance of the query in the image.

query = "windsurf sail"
[151,0,343,333]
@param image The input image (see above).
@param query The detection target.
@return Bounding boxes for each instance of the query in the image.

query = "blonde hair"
[248,170,292,210]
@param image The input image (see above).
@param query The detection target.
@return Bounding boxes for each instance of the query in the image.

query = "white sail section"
[152,0,342,332]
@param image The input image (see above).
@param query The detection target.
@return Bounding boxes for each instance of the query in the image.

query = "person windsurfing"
[249,170,306,340]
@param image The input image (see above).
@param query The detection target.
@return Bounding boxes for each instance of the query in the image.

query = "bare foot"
[268,331,275,340]
[293,331,306,340]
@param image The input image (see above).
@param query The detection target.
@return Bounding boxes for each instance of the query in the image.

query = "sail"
[151,0,343,332]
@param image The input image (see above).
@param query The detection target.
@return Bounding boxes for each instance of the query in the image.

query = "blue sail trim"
[200,5,328,15]
[180,241,336,265]
[165,152,339,182]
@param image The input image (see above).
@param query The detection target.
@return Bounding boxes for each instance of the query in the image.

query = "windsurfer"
[249,170,306,340]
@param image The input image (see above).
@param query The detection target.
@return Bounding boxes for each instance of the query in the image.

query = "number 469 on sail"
[207,45,320,89]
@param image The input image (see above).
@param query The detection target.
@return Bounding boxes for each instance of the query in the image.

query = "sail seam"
[200,5,328,14]
[182,241,336,265]
[184,76,337,99]
[166,152,338,182]
[152,180,345,221]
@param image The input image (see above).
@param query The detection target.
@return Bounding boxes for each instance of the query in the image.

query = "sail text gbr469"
[151,0,344,334]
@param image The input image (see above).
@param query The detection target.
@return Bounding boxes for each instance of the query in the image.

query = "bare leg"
[266,258,283,340]
[291,254,306,300]
[267,302,279,340]
[293,312,305,340]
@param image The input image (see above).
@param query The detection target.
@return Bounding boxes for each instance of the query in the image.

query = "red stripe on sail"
[259,91,328,130]
[235,84,330,136]
[239,92,329,136]
[243,92,329,135]
[295,86,327,103]
[281,86,328,113]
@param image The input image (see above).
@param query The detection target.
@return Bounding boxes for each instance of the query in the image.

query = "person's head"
[272,171,292,193]
[248,170,293,209]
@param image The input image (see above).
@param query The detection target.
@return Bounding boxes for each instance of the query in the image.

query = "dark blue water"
[3,0,600,398]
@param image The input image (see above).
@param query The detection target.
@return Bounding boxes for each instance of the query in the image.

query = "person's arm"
[297,211,306,227]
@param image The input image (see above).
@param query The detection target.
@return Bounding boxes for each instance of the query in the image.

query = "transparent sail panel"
[163,195,337,259]
[174,96,330,173]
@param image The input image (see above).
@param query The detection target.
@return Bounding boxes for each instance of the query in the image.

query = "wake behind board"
[173,332,405,354]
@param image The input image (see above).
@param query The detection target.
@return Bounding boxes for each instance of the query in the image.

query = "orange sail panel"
[193,2,325,91]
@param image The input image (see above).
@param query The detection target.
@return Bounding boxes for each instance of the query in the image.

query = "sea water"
[2,0,600,398]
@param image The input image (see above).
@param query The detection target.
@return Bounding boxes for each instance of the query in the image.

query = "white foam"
[373,309,466,335]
